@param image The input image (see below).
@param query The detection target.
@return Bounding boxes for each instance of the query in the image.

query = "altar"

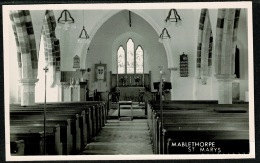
[109,71,151,102]
[118,87,145,102]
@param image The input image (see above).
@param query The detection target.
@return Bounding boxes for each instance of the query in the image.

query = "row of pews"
[9,101,107,155]
[147,100,250,154]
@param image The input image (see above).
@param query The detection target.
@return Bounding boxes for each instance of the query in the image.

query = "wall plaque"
[95,62,107,81]
[180,53,189,77]
[73,55,80,68]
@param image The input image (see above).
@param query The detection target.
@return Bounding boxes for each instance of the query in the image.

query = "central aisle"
[81,119,153,155]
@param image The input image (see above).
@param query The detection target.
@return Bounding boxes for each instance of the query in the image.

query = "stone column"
[19,78,38,106]
[214,9,237,104]
[215,74,235,104]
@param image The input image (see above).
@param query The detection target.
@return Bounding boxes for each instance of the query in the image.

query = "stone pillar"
[214,9,238,104]
[215,74,235,104]
[19,78,38,106]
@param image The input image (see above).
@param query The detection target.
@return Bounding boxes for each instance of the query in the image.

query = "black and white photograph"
[3,1,255,161]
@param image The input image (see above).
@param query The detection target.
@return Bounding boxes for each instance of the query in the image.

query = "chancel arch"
[89,10,169,92]
[88,9,172,68]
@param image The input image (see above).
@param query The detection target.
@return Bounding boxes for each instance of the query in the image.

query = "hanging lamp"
[78,10,90,44]
[158,28,171,43]
[57,10,76,30]
[165,9,181,27]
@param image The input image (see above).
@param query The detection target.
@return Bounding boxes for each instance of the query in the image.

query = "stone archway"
[88,9,172,68]
[41,10,61,87]
[215,9,241,104]
[9,10,38,106]
[195,9,213,84]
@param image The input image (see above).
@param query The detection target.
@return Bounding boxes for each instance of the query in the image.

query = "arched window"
[117,38,144,74]
[136,46,144,73]
[127,39,135,73]
[117,46,125,74]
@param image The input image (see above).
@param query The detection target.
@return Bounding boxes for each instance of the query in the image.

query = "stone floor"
[81,119,153,155]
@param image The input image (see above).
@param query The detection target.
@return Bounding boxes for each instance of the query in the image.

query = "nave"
[81,119,153,155]
[9,100,249,156]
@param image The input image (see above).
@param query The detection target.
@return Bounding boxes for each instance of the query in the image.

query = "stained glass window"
[136,46,144,73]
[117,46,125,74]
[127,39,134,73]
[117,38,144,74]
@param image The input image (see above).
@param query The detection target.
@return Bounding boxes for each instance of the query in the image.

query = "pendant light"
[77,10,90,44]
[57,10,76,30]
[165,9,182,27]
[158,28,171,43]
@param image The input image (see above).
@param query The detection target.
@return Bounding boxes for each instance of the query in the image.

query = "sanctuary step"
[81,119,153,155]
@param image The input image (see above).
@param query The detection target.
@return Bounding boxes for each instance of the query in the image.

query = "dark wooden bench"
[147,101,249,154]
[9,101,106,155]
[11,101,106,136]
[10,122,67,155]
[10,110,81,155]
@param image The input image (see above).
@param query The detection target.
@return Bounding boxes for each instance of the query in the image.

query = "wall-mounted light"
[57,10,76,30]
[78,10,90,44]
[165,9,181,27]
[158,28,171,43]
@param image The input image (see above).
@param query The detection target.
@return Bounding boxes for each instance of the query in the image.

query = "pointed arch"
[9,10,38,79]
[90,10,171,67]
[196,9,213,83]
[42,10,60,85]
[215,9,241,76]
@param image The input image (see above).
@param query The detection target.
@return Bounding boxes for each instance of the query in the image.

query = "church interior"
[6,6,252,157]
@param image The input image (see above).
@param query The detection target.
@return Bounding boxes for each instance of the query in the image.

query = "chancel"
[6,5,252,157]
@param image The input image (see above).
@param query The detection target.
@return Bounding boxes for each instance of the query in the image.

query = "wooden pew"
[11,140,25,156]
[160,112,248,154]
[11,110,90,155]
[10,112,78,155]
[147,101,249,154]
[12,101,106,137]
[11,123,66,155]
[10,101,106,155]
[11,102,106,139]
